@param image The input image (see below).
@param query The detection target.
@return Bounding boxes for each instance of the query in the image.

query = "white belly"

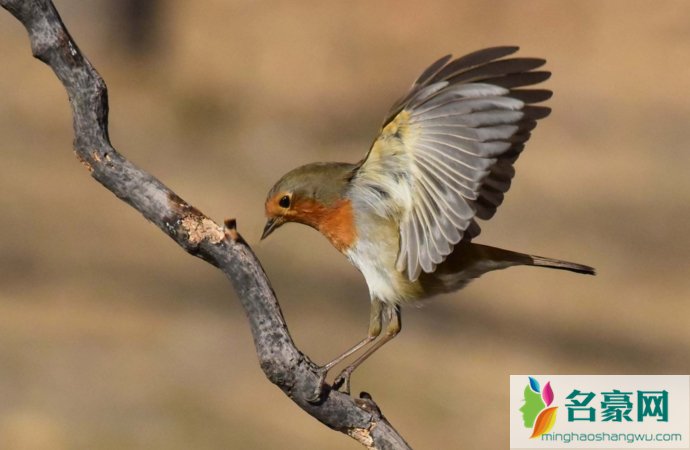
[345,238,412,304]
[345,197,420,304]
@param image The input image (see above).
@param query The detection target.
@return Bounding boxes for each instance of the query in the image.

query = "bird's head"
[261,162,356,240]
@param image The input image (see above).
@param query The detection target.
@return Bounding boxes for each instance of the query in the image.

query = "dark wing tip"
[490,71,551,89]
[524,106,552,120]
[415,54,453,85]
[510,89,553,104]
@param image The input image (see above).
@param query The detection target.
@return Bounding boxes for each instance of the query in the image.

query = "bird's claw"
[307,366,354,401]
[332,369,353,395]
[307,367,329,403]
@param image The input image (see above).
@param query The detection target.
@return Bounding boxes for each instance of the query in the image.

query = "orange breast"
[293,198,357,252]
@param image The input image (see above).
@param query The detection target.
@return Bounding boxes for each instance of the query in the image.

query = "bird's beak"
[261,217,283,240]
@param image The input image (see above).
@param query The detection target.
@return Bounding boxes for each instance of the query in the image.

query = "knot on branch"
[347,426,376,449]
[181,215,224,245]
[223,218,240,241]
[166,192,223,246]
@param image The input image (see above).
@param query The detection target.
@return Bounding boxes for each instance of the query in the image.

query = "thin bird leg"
[321,299,383,372]
[309,300,383,401]
[333,304,401,395]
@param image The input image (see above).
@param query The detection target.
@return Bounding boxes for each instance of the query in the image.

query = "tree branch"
[0,1,411,448]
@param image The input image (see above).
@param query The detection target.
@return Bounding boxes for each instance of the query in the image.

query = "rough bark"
[0,1,411,448]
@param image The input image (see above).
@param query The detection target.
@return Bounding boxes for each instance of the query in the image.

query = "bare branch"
[0,1,411,448]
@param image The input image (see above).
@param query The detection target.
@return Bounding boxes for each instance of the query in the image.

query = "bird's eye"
[279,195,291,208]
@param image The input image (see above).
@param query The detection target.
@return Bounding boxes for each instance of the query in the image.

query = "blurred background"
[1,1,689,449]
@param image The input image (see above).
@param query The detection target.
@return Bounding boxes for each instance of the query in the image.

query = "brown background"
[1,1,688,449]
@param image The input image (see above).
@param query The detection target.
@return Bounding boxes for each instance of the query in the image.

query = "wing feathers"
[416,141,494,176]
[488,71,551,89]
[430,46,520,83]
[411,96,524,120]
[509,89,553,103]
[524,106,552,120]
[414,54,452,85]
[419,135,511,158]
[354,47,552,280]
[415,152,482,198]
[416,109,525,128]
[447,58,547,85]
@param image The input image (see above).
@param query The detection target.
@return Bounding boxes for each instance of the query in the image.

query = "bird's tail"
[527,254,595,275]
[420,242,595,297]
[470,243,596,276]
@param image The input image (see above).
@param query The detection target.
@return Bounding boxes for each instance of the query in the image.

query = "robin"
[261,46,595,395]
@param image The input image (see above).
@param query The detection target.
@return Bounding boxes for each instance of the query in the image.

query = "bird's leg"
[309,300,383,401]
[333,303,401,395]
[322,299,384,371]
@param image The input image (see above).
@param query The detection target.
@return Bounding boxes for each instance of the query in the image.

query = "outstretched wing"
[350,46,551,281]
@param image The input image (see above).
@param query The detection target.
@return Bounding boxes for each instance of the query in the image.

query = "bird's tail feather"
[420,243,595,297]
[527,254,596,275]
[469,243,596,276]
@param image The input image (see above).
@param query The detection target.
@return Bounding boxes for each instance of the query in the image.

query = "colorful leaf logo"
[521,377,558,438]
[529,376,541,393]
[530,406,558,438]
[542,382,554,406]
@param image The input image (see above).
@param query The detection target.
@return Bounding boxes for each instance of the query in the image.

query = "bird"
[261,46,595,396]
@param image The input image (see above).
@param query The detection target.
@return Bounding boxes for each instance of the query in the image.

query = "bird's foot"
[332,368,353,395]
[307,367,329,403]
